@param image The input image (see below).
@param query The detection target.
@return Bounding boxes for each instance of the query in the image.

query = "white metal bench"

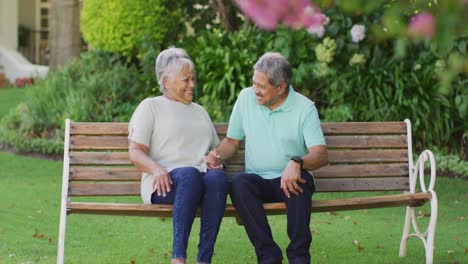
[57,119,437,263]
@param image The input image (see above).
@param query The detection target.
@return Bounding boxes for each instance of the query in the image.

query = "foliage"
[182,0,243,33]
[265,8,467,154]
[182,27,274,121]
[0,50,147,154]
[0,87,28,118]
[80,0,185,58]
[428,148,468,178]
[235,0,468,94]
[3,2,466,158]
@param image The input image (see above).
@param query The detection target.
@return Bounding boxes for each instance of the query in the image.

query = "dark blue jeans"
[230,171,315,264]
[151,167,229,263]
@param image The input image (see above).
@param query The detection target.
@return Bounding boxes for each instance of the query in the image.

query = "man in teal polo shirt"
[206,52,328,264]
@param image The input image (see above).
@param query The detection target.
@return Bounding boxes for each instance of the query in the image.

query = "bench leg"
[57,202,67,264]
[399,190,438,264]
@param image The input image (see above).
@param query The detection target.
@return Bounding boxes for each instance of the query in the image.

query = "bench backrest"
[65,121,411,198]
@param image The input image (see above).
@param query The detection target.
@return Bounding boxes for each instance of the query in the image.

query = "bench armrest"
[409,150,436,193]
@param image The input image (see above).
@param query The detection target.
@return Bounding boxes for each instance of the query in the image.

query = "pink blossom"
[235,0,327,31]
[282,0,312,29]
[235,0,287,30]
[408,12,435,38]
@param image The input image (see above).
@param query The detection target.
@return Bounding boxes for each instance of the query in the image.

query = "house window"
[41,31,48,40]
[41,18,48,28]
[41,8,48,16]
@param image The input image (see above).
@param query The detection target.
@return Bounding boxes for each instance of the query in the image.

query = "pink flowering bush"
[15,77,33,88]
[234,0,328,37]
[408,12,435,38]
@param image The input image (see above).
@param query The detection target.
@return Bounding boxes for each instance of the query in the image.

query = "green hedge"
[1,8,466,158]
[81,0,185,58]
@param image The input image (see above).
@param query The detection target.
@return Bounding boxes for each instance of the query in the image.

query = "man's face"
[252,70,284,109]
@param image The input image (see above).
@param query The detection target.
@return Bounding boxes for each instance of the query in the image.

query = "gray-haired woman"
[128,47,229,264]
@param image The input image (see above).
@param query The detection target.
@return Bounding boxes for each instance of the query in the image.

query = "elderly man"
[206,52,328,264]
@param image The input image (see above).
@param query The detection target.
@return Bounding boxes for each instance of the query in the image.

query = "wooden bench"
[57,119,437,264]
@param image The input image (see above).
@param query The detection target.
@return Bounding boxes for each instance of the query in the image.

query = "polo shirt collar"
[260,85,296,113]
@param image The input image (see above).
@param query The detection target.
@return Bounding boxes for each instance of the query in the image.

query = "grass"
[0,87,28,118]
[0,152,466,263]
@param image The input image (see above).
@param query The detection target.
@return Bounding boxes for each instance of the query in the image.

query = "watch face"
[291,156,303,167]
[292,156,302,162]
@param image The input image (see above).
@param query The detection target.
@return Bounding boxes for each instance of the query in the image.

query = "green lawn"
[0,87,28,118]
[0,152,466,263]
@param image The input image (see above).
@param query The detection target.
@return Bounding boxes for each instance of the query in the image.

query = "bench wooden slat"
[69,151,247,165]
[70,151,131,165]
[69,149,408,165]
[327,149,408,163]
[321,122,406,135]
[70,167,140,181]
[69,183,140,196]
[70,135,407,150]
[69,163,408,181]
[315,177,409,192]
[69,166,248,181]
[67,192,430,217]
[325,135,407,149]
[70,136,129,150]
[71,122,129,135]
[68,177,408,196]
[314,164,408,178]
[71,122,407,136]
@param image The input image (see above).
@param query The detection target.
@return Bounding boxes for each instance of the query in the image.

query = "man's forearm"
[302,146,328,171]
[215,137,240,161]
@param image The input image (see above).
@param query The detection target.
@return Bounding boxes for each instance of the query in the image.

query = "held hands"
[280,161,305,198]
[204,149,224,170]
[152,167,172,197]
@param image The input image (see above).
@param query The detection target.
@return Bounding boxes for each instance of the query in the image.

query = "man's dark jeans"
[230,171,315,264]
[151,167,229,263]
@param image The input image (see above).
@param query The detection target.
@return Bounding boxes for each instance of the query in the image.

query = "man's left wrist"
[290,156,304,170]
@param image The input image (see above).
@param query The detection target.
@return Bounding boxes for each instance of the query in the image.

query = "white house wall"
[0,0,18,49]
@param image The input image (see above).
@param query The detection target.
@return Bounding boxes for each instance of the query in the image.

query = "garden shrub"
[81,0,185,58]
[183,27,274,121]
[0,50,147,154]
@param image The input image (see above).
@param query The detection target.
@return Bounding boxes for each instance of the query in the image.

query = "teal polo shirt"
[227,86,326,179]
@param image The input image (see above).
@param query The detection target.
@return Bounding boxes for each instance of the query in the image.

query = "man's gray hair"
[253,52,292,88]
[155,46,195,93]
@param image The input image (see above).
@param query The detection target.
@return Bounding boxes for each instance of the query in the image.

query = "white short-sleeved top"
[128,96,219,204]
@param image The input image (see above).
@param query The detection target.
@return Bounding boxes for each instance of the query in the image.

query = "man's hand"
[280,161,305,198]
[204,149,224,170]
[152,167,172,197]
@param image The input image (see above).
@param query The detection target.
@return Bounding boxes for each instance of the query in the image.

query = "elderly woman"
[128,47,229,264]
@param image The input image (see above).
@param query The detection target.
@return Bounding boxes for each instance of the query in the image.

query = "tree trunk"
[214,0,240,32]
[49,0,81,70]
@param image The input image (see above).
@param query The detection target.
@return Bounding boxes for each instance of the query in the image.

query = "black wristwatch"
[290,156,304,170]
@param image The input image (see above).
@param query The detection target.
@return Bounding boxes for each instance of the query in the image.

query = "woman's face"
[163,64,196,104]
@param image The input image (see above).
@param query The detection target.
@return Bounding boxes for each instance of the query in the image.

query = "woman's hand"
[152,167,172,197]
[204,149,224,169]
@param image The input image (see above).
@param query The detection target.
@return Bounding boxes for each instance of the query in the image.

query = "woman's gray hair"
[155,46,195,93]
[253,52,292,88]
